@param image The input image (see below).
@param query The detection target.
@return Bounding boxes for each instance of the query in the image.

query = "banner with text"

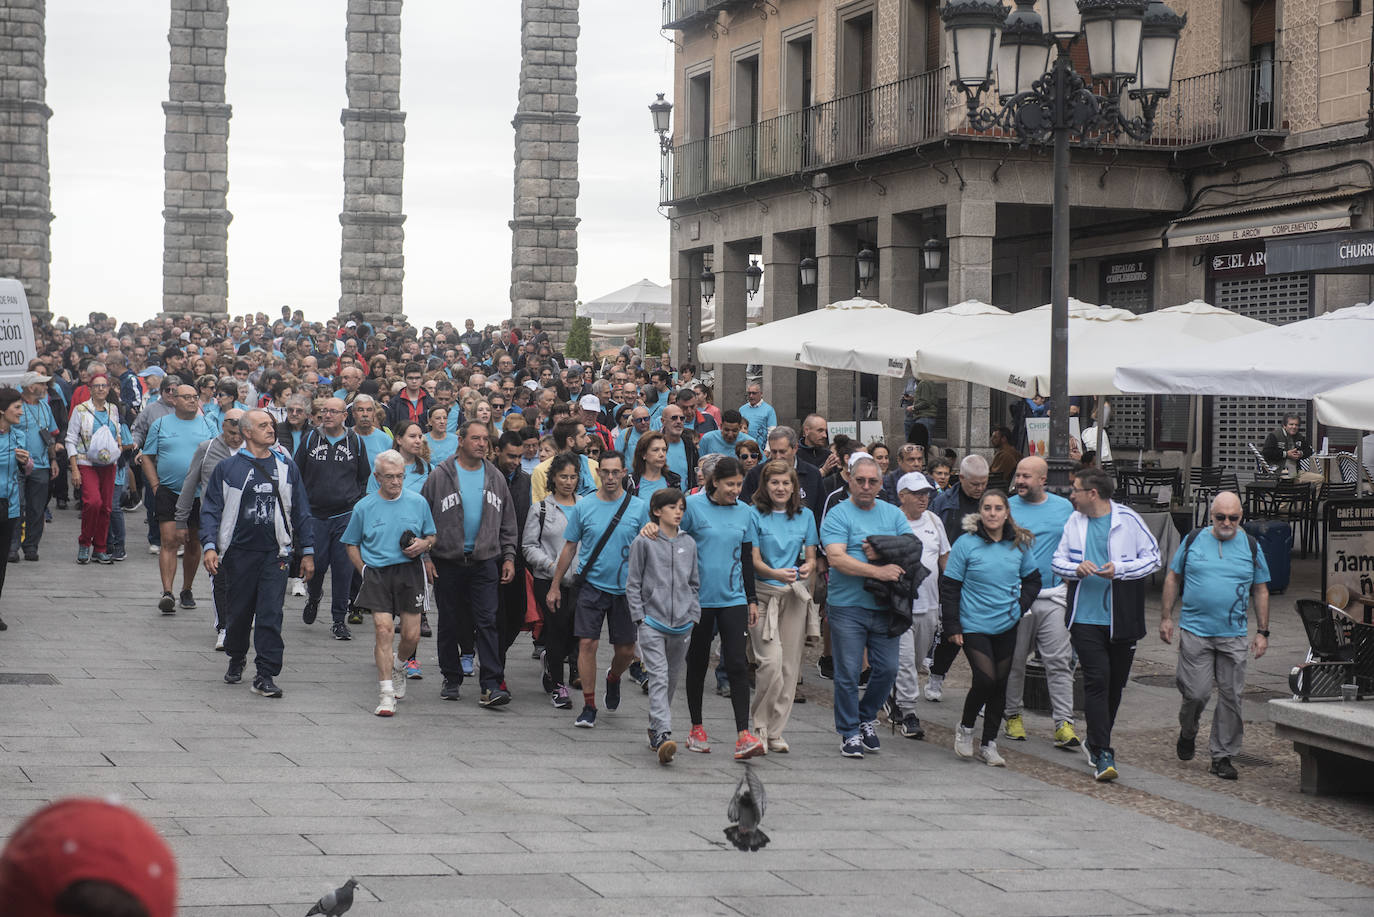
[0,279,34,387]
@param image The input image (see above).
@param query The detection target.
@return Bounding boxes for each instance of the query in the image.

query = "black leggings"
[960,626,1019,744]
[686,605,750,732]
[930,632,962,677]
[534,577,575,686]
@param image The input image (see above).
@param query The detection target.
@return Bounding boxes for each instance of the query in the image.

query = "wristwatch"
[1257,629,1270,637]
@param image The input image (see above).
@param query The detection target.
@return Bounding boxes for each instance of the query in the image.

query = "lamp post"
[856,247,877,293]
[940,0,1183,484]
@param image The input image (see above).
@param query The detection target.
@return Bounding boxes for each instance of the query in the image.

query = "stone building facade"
[0,0,52,318]
[161,0,232,320]
[339,0,406,324]
[509,0,580,343]
[660,0,1373,475]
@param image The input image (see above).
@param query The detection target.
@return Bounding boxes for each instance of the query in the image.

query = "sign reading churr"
[0,279,35,387]
[1266,229,1374,275]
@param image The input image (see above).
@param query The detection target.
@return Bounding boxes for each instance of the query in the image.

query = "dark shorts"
[353,561,427,617]
[573,584,635,646]
[155,486,198,527]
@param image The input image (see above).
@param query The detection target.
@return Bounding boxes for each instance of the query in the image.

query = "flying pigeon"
[305,878,358,917]
[724,764,770,851]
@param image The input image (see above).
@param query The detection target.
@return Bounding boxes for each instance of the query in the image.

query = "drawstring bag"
[86,421,119,466]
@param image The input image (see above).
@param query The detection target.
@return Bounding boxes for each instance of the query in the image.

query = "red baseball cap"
[0,798,177,917]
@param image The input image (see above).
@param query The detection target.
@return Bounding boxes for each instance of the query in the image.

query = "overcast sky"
[45,1,674,330]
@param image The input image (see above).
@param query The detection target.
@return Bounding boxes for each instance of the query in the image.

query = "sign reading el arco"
[1266,229,1374,275]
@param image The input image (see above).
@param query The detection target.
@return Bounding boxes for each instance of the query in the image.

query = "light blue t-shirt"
[681,492,756,607]
[665,438,690,483]
[16,398,56,468]
[144,413,216,495]
[818,498,911,611]
[738,400,776,441]
[1169,528,1270,638]
[0,428,22,516]
[563,492,649,595]
[341,489,437,568]
[456,465,486,552]
[356,428,394,464]
[749,507,818,588]
[425,432,457,466]
[698,429,757,457]
[365,458,432,495]
[635,473,672,503]
[1075,514,1114,626]
[944,533,1037,635]
[1008,492,1073,588]
[618,426,643,458]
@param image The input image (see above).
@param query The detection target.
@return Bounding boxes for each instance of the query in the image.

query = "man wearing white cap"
[578,394,612,451]
[11,371,59,562]
[890,472,950,739]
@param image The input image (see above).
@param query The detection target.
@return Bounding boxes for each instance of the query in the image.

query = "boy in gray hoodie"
[626,488,700,764]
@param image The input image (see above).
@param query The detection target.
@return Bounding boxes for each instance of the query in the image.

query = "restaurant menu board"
[1024,417,1081,457]
[1323,499,1374,613]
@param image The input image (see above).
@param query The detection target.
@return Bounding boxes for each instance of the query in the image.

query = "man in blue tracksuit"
[201,410,315,698]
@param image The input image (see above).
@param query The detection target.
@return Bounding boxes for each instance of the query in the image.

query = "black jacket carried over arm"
[861,533,930,637]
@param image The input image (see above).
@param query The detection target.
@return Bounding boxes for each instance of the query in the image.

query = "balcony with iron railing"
[662,0,714,30]
[659,60,1286,205]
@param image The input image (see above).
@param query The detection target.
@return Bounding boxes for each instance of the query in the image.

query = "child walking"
[626,488,700,764]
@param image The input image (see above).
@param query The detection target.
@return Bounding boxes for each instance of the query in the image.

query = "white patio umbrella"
[697,296,891,370]
[1114,302,1374,397]
[1315,376,1374,429]
[797,299,1011,377]
[578,278,671,324]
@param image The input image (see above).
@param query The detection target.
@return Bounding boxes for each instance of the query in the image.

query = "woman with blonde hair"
[747,459,818,752]
[940,490,1040,767]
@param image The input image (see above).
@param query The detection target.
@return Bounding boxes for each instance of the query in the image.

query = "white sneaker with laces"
[392,656,407,699]
[925,674,944,701]
[375,691,396,717]
[214,630,226,651]
[979,741,1006,767]
[954,723,975,758]
[148,544,160,555]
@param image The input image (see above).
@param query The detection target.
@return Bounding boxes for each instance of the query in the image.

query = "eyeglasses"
[321,408,345,414]
[376,472,405,481]
[1213,513,1241,522]
[852,476,882,487]
[632,416,650,424]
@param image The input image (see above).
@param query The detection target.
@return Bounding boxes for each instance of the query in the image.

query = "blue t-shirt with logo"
[456,465,486,552]
[144,413,216,495]
[748,507,818,588]
[818,498,911,611]
[698,429,757,457]
[1169,528,1270,638]
[944,533,1037,635]
[17,398,56,468]
[1075,514,1114,626]
[562,492,649,595]
[738,401,776,442]
[1008,492,1073,588]
[342,489,437,568]
[681,492,756,607]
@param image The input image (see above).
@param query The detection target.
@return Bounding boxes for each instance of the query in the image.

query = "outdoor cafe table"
[1136,510,1182,584]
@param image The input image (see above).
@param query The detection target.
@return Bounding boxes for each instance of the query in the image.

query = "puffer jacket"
[861,532,929,636]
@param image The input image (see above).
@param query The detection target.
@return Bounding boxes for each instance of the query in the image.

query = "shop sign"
[1266,229,1374,275]
[1207,245,1267,278]
[1103,258,1152,285]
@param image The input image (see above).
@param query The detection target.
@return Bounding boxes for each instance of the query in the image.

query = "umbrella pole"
[853,371,861,440]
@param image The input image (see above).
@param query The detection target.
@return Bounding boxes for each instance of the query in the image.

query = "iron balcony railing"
[660,60,1286,205]
[662,0,713,29]
[662,66,949,204]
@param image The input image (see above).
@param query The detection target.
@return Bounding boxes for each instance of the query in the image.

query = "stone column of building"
[509,0,579,343]
[760,232,800,429]
[162,0,231,320]
[875,212,921,440]
[0,0,51,319]
[945,198,995,456]
[712,241,752,411]
[815,224,857,423]
[669,248,701,367]
[339,0,405,324]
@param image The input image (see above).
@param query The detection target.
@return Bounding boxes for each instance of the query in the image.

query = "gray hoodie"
[421,456,517,563]
[523,495,580,585]
[626,531,701,630]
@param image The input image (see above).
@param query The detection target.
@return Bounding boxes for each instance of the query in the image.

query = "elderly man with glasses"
[1160,491,1270,782]
[618,405,652,458]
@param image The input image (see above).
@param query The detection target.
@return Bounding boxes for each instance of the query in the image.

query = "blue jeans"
[106,478,126,556]
[307,513,354,623]
[828,604,901,738]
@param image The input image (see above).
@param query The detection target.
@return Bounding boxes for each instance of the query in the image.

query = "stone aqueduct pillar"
[0,0,53,319]
[509,0,580,343]
[338,0,406,325]
[161,0,232,320]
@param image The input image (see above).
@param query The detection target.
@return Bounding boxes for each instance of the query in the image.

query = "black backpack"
[1176,526,1262,594]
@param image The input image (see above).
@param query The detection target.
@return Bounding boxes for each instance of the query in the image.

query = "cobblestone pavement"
[2,509,1372,916]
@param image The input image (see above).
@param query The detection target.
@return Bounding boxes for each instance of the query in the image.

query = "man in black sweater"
[294,396,370,640]
[494,431,533,676]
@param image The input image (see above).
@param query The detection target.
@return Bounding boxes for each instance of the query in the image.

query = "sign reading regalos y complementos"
[0,279,34,386]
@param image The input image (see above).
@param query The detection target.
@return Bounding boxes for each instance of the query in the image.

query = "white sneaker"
[979,741,1006,767]
[214,630,226,651]
[177,545,184,557]
[392,657,407,700]
[148,544,160,555]
[925,674,944,702]
[374,691,396,717]
[288,577,306,597]
[955,723,975,758]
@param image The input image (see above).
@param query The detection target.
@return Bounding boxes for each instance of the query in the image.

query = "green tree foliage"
[565,314,592,361]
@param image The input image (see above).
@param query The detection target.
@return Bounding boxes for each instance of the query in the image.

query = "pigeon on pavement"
[305,878,358,917]
[724,764,770,851]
